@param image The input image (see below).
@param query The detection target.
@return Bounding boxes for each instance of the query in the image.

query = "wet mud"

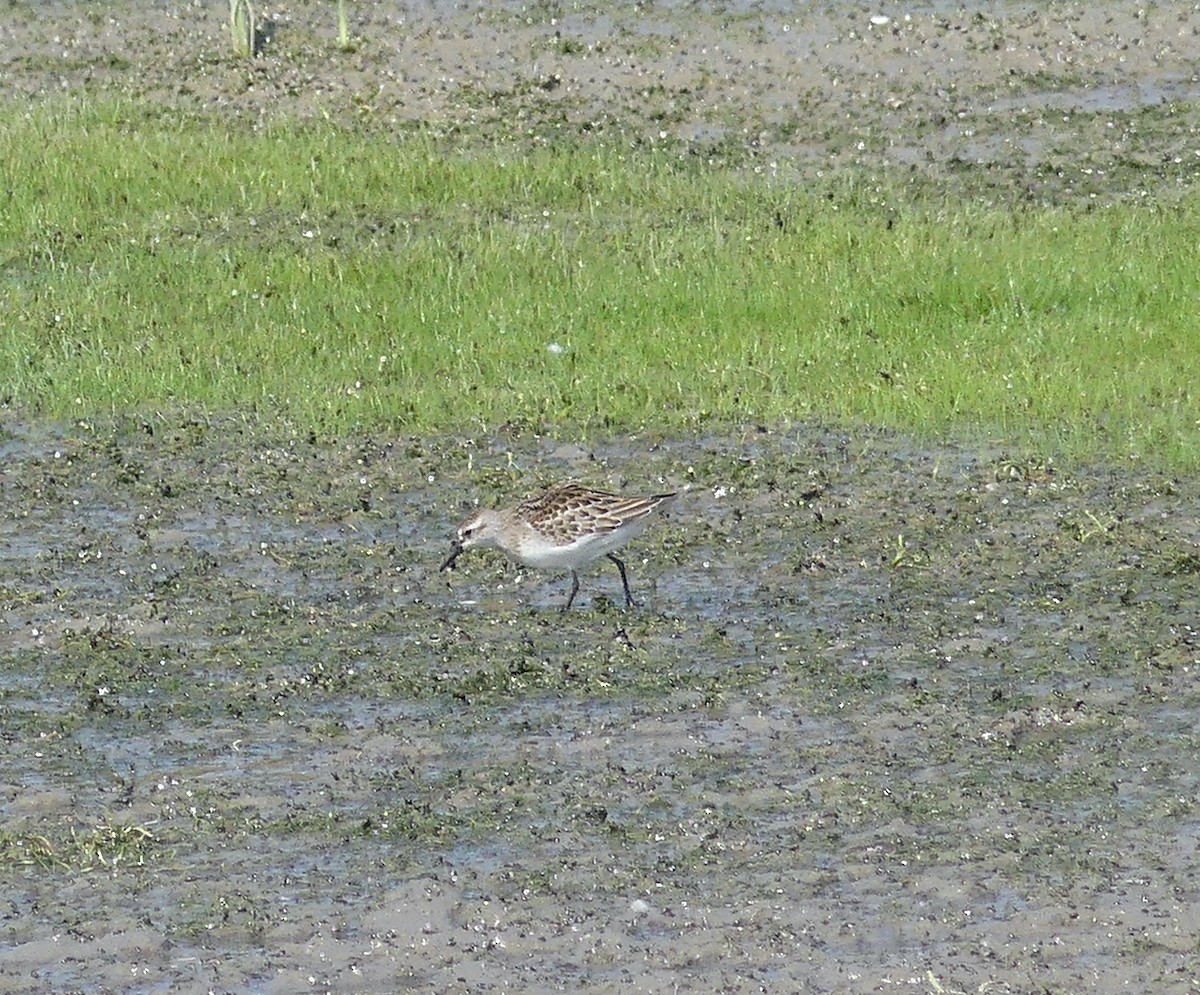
[4,1,1200,202]
[1,416,1198,993]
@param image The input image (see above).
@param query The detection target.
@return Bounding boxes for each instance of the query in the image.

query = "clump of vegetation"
[337,0,354,51]
[0,821,158,872]
[229,0,254,57]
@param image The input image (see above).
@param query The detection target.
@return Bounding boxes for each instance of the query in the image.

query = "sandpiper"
[441,481,676,610]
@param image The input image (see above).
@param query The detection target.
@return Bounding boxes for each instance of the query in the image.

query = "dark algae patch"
[1,416,1197,992]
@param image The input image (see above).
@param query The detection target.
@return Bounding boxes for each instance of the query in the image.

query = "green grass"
[1,99,1198,465]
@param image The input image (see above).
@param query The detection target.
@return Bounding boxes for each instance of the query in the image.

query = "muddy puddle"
[1,416,1197,993]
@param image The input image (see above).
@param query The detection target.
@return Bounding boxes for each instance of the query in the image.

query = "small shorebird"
[441,481,676,610]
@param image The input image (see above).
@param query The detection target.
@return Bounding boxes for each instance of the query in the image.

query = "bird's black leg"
[607,553,637,607]
[563,569,581,611]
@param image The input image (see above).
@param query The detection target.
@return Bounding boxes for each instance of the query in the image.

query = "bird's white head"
[440,508,503,571]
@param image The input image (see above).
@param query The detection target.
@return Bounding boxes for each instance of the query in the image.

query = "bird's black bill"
[440,543,464,572]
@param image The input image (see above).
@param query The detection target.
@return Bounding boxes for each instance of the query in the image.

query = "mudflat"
[2,418,1198,993]
[5,1,1199,202]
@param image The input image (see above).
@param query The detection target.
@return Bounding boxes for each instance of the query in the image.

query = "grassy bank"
[1,100,1197,466]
